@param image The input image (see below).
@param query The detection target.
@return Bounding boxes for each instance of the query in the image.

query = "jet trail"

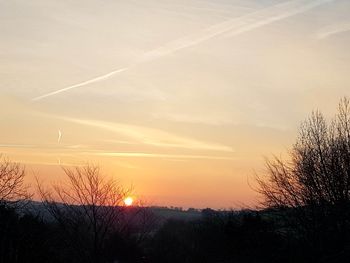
[316,22,350,39]
[224,0,333,38]
[32,0,331,101]
[57,130,62,144]
[32,68,128,101]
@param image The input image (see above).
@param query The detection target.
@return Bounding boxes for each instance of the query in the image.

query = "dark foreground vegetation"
[2,203,350,263]
[1,97,350,263]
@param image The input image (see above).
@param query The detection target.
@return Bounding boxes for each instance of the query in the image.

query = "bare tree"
[0,155,30,207]
[38,164,131,263]
[258,97,350,209]
[257,97,350,244]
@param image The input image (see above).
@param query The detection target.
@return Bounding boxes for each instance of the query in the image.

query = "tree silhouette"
[258,97,350,209]
[257,97,350,259]
[0,155,30,207]
[38,164,130,263]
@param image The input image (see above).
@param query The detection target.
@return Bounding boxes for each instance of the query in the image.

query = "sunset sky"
[1,0,350,208]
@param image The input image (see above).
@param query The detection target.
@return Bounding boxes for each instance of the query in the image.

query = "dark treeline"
[1,97,350,262]
[2,204,350,263]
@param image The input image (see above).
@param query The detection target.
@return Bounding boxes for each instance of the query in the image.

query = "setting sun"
[124,197,133,206]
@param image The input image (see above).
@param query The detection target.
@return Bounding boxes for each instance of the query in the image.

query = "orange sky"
[1,0,350,208]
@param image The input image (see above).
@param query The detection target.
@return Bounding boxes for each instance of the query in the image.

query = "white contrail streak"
[316,22,350,39]
[224,0,333,38]
[57,129,62,144]
[144,0,331,57]
[32,68,128,101]
[31,0,331,101]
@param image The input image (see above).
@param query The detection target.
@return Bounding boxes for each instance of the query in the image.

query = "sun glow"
[124,197,133,206]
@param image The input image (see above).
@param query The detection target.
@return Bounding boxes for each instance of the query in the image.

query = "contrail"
[224,0,333,38]
[31,0,331,101]
[32,68,128,101]
[144,0,331,58]
[316,22,350,39]
[123,0,305,61]
[57,129,62,144]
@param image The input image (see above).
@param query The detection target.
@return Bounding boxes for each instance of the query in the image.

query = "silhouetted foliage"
[0,155,31,208]
[147,210,292,263]
[0,205,59,263]
[257,97,350,261]
[37,165,127,262]
[258,98,350,209]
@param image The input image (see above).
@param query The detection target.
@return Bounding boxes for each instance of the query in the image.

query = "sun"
[124,197,133,206]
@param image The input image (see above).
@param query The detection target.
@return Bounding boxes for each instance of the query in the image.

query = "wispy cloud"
[0,144,37,148]
[151,112,235,126]
[316,22,350,39]
[59,117,234,152]
[92,151,235,160]
[31,0,330,101]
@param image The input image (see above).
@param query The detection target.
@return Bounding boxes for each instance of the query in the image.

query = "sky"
[1,0,350,208]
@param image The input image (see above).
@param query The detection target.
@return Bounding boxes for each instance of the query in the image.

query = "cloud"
[59,116,234,152]
[0,144,37,149]
[151,112,235,126]
[316,22,350,39]
[92,151,235,160]
[31,0,330,101]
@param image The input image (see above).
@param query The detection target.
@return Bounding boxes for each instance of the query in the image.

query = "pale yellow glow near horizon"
[1,0,350,208]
